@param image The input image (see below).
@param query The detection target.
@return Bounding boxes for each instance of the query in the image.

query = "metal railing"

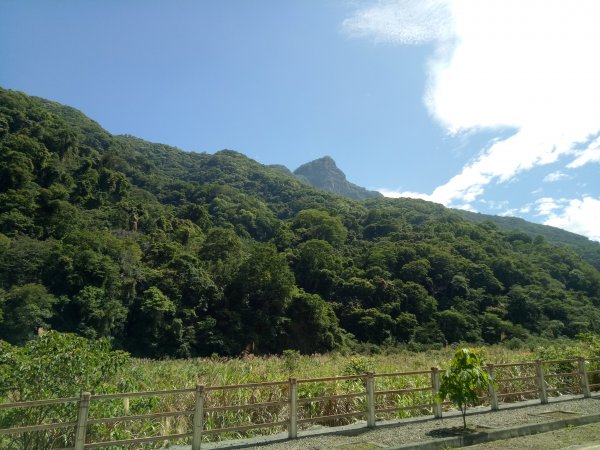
[1,356,599,449]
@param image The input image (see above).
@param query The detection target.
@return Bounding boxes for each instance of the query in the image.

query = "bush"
[0,331,130,450]
[342,356,374,376]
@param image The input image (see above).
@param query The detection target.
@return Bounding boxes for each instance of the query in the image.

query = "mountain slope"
[1,87,600,358]
[455,210,600,271]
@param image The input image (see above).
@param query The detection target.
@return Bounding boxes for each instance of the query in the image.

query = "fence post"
[431,367,442,418]
[288,378,298,439]
[74,391,91,450]
[366,372,376,427]
[487,364,499,411]
[578,357,591,398]
[192,385,204,450]
[535,360,548,404]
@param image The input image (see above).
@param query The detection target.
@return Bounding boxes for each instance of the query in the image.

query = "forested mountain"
[1,87,600,358]
[286,158,600,272]
[292,156,382,200]
[455,210,600,271]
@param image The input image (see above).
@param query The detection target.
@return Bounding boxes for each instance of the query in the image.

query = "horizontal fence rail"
[1,356,599,449]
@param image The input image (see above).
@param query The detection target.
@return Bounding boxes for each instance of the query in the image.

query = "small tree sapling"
[439,348,490,429]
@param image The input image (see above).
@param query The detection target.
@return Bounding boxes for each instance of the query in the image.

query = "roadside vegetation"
[2,331,600,449]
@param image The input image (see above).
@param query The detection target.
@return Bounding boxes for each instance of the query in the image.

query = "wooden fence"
[1,356,599,449]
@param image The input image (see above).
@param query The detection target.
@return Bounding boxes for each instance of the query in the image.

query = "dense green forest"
[1,87,600,358]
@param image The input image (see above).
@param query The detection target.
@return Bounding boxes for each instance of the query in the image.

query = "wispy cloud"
[347,0,600,213]
[501,203,533,217]
[479,199,509,210]
[341,0,453,45]
[543,171,569,183]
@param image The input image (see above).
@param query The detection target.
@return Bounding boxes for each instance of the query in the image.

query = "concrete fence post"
[535,360,548,404]
[431,367,442,418]
[74,391,91,450]
[366,372,376,427]
[288,378,298,439]
[487,364,499,411]
[192,385,205,450]
[578,357,591,398]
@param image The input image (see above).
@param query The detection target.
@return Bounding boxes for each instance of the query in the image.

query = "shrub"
[0,331,129,449]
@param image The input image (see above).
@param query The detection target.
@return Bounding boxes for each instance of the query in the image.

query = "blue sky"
[1,0,599,241]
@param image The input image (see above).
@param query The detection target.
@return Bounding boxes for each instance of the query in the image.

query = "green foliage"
[292,239,342,297]
[226,243,295,354]
[281,349,301,374]
[456,209,600,271]
[439,348,490,428]
[0,330,129,400]
[437,309,481,344]
[0,331,129,449]
[284,292,346,354]
[291,209,347,246]
[342,356,375,376]
[0,284,56,344]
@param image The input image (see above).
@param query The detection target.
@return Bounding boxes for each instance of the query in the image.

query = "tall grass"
[79,344,556,447]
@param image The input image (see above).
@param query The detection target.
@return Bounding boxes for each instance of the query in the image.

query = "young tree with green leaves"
[439,348,490,429]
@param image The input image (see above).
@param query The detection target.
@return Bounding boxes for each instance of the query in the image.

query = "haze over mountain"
[1,87,600,358]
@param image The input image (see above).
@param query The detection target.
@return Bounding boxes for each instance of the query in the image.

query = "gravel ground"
[466,422,600,449]
[198,394,600,450]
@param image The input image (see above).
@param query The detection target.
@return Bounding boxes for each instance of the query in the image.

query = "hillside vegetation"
[1,87,600,358]
[455,209,600,271]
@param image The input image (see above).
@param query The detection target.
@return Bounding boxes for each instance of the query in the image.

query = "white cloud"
[429,1,600,206]
[346,0,600,213]
[535,197,565,216]
[341,0,453,45]
[499,208,518,217]
[536,196,600,242]
[519,204,532,214]
[543,171,569,182]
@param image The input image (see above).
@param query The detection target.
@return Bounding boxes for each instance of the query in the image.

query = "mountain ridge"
[293,156,383,201]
